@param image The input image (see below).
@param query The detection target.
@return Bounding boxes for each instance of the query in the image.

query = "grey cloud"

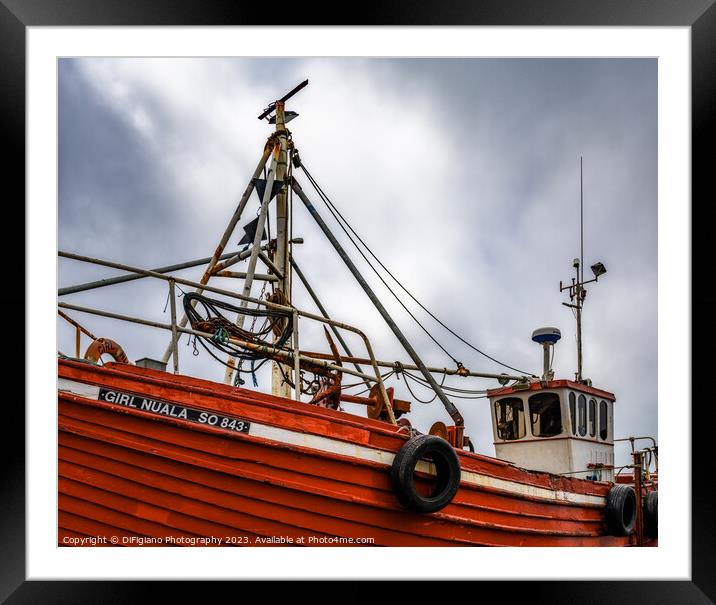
[58,57,657,467]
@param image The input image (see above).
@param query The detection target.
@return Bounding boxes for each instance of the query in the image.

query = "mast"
[271,101,293,397]
[578,156,584,380]
[222,80,307,388]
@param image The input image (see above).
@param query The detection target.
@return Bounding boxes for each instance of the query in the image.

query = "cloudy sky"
[58,57,657,467]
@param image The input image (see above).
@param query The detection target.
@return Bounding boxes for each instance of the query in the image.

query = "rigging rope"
[401,370,445,404]
[403,371,489,400]
[300,165,461,367]
[299,163,533,376]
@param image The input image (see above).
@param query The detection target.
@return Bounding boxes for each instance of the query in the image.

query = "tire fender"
[390,434,461,514]
[644,491,658,538]
[605,484,637,536]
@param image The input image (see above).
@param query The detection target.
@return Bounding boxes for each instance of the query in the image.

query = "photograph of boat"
[57,58,658,547]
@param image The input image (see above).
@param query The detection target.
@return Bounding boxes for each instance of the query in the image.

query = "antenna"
[580,156,584,284]
[559,157,607,384]
[257,79,309,121]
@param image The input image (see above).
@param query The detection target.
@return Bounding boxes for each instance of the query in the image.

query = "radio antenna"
[580,156,584,284]
[559,156,607,384]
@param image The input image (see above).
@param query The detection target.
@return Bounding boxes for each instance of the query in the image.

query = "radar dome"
[531,327,562,345]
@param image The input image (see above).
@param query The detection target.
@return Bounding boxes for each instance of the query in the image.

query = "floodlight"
[269,111,299,124]
[590,262,607,278]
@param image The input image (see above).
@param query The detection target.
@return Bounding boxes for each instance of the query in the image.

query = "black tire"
[605,484,637,536]
[644,491,658,538]
[390,434,461,514]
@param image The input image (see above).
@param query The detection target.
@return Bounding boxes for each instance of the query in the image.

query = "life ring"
[605,484,637,536]
[390,434,461,514]
[84,338,129,364]
[644,491,658,538]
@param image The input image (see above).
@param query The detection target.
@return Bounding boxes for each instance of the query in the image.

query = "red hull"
[58,359,651,547]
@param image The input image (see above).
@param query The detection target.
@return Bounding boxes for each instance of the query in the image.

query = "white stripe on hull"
[58,378,606,506]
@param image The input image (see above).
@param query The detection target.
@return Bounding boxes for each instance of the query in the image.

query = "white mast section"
[223,138,283,384]
[160,146,272,364]
[271,102,293,397]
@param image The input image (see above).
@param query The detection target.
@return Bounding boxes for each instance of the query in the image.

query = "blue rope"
[212,326,229,345]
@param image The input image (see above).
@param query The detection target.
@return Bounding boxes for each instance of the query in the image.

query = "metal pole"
[580,156,584,284]
[362,331,397,425]
[271,102,292,398]
[576,285,583,382]
[292,310,301,402]
[292,176,464,427]
[224,142,282,384]
[258,252,284,279]
[578,157,584,381]
[168,279,179,374]
[209,244,271,275]
[161,145,272,363]
[213,271,278,282]
[58,250,285,309]
[57,310,97,340]
[633,450,644,546]
[292,350,525,383]
[59,250,242,297]
[290,256,368,386]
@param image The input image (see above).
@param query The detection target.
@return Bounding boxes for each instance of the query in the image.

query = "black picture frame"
[6,0,711,601]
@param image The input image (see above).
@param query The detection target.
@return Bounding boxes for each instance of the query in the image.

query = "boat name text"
[97,388,250,433]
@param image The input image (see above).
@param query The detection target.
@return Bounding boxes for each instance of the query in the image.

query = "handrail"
[614,437,659,475]
[58,251,396,423]
[57,302,379,384]
[58,309,97,358]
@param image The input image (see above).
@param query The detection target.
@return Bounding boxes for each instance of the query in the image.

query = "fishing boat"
[57,80,658,547]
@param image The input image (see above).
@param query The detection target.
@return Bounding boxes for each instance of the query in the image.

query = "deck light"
[590,262,607,278]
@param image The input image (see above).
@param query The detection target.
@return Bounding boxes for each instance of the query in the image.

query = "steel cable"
[300,163,533,376]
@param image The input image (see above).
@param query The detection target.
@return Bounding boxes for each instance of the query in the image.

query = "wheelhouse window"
[528,392,562,437]
[599,400,609,440]
[569,392,576,435]
[588,398,597,437]
[577,394,587,436]
[494,398,525,440]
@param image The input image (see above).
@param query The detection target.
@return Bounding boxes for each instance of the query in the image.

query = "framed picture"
[8,0,710,600]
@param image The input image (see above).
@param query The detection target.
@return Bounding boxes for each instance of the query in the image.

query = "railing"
[614,436,659,475]
[58,309,97,358]
[57,251,397,424]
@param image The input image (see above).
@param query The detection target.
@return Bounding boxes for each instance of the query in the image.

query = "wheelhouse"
[487,380,616,481]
